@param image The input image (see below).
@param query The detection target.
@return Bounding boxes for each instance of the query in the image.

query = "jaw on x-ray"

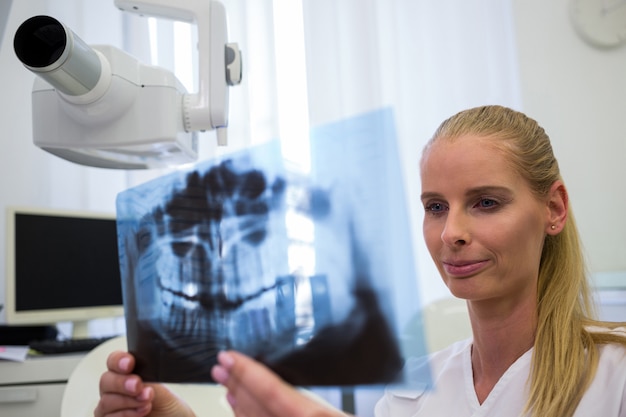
[116,108,429,387]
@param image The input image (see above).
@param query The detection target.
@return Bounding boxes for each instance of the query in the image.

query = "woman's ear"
[546,180,568,235]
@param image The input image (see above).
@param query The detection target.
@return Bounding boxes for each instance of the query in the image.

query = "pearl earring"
[551,225,556,230]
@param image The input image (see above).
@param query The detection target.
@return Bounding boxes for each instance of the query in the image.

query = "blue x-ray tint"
[116,108,430,388]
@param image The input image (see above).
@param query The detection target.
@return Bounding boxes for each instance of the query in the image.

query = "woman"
[95,105,626,417]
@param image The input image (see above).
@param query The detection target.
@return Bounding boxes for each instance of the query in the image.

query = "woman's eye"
[425,202,446,213]
[477,198,498,209]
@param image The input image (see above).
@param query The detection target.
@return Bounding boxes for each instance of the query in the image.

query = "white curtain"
[303,0,523,307]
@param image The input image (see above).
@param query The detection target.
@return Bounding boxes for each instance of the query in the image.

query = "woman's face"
[420,135,550,306]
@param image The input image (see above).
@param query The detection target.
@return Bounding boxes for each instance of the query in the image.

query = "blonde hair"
[426,105,626,417]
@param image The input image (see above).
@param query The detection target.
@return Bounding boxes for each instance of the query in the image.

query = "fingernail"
[226,392,236,407]
[212,365,229,384]
[217,351,235,369]
[137,386,152,401]
[124,378,138,393]
[119,357,131,372]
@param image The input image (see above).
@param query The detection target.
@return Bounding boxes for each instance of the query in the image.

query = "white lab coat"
[375,332,626,417]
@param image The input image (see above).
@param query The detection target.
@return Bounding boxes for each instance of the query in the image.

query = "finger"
[224,380,271,417]
[96,351,160,417]
[99,368,147,396]
[100,351,148,399]
[106,351,136,374]
[214,351,340,417]
[93,391,153,417]
[212,351,286,416]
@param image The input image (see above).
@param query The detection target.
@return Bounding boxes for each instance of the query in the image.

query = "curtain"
[303,0,523,306]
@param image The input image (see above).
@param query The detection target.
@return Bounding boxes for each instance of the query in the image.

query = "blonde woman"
[96,105,626,417]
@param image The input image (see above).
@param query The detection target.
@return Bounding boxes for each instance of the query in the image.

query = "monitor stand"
[71,321,90,339]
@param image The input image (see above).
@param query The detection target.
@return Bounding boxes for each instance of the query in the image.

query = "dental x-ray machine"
[13,0,242,169]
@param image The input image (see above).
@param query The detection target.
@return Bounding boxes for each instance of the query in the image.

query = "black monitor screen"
[14,212,123,312]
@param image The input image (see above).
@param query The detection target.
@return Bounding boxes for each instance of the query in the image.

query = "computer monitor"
[4,206,124,338]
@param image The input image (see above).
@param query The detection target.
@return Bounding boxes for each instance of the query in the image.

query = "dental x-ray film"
[116,108,430,387]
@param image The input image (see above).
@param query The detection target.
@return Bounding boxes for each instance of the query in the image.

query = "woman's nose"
[441,209,470,246]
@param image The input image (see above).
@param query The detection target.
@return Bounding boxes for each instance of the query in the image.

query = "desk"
[0,353,84,417]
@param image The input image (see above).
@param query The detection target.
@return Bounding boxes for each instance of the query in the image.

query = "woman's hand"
[94,350,196,417]
[211,351,348,417]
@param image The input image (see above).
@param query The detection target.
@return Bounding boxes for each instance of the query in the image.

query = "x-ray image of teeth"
[116,108,431,388]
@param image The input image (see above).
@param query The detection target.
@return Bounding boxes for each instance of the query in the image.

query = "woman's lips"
[442,260,489,277]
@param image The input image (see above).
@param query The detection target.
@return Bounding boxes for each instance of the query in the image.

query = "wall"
[512,0,626,278]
